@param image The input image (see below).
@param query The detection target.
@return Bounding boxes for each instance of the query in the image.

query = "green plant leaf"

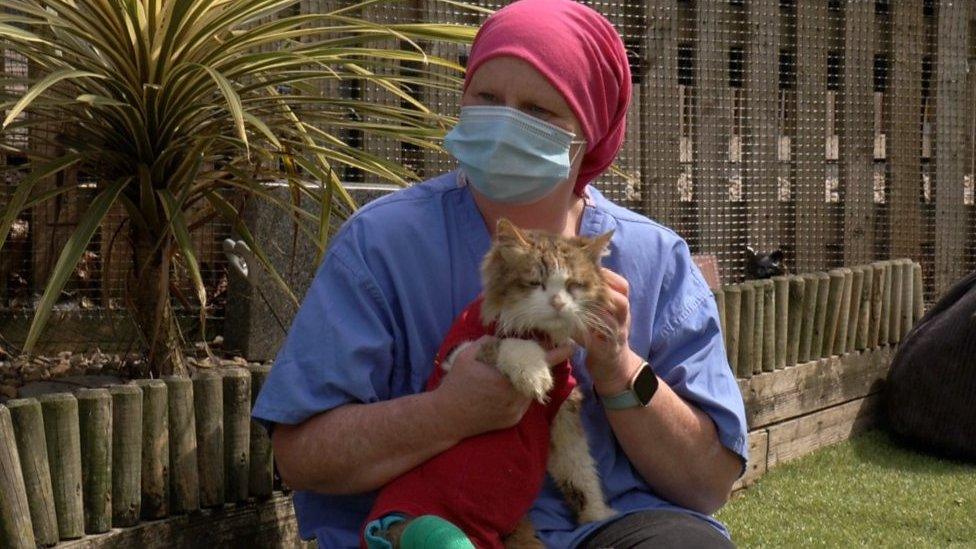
[2,69,104,129]
[0,154,82,251]
[158,188,208,341]
[1,0,480,370]
[22,176,130,353]
[0,22,46,42]
[75,93,128,106]
[192,63,249,155]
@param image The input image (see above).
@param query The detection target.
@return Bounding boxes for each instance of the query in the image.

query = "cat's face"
[480,219,613,342]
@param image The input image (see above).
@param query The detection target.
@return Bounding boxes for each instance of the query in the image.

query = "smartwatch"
[600,361,658,410]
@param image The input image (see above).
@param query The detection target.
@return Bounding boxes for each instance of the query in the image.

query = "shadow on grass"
[848,426,976,475]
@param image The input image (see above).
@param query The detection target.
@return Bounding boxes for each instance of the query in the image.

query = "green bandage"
[398,515,475,549]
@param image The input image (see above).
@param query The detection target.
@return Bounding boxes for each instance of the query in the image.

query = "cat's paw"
[496,339,552,403]
[512,365,553,404]
[578,502,616,524]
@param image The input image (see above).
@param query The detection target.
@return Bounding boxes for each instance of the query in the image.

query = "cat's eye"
[526,280,545,290]
[567,281,585,293]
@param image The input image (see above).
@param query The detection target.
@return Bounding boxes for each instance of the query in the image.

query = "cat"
[364,218,617,548]
[745,246,786,280]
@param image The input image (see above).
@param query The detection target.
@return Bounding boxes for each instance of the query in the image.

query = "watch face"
[633,365,658,405]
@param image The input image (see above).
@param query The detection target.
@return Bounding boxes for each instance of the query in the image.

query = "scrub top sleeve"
[251,242,397,430]
[646,240,750,469]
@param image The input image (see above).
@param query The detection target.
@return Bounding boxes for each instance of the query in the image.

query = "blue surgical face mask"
[443,106,586,204]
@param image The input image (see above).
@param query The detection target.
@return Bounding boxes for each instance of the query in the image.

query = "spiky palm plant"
[0,0,477,376]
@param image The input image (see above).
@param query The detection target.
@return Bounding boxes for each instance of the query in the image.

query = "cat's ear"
[496,218,530,247]
[770,249,784,264]
[583,230,614,262]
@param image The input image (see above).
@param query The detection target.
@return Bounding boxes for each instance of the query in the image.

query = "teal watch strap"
[600,389,642,410]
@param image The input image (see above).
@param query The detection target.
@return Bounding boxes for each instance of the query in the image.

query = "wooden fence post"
[38,393,84,540]
[794,1,829,273]
[164,376,199,514]
[724,285,742,375]
[847,267,865,352]
[0,404,34,549]
[812,273,831,360]
[899,259,914,337]
[134,379,169,519]
[933,0,971,295]
[737,283,756,378]
[824,270,846,358]
[798,273,820,363]
[786,276,805,367]
[869,262,886,348]
[5,399,58,545]
[695,0,734,264]
[842,0,877,265]
[76,389,113,534]
[773,276,789,369]
[641,0,681,227]
[247,364,274,500]
[753,281,765,376]
[835,268,853,356]
[856,265,874,351]
[108,384,142,527]
[879,261,893,345]
[222,368,251,504]
[889,0,924,262]
[194,372,224,508]
[745,0,787,255]
[912,262,924,322]
[762,279,776,372]
[890,259,905,343]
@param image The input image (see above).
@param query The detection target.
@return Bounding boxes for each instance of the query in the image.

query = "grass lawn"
[716,429,976,547]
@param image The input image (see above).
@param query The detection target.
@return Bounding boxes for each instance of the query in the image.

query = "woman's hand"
[434,336,575,438]
[585,268,645,396]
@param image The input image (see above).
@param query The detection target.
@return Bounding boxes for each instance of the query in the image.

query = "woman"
[252,0,748,547]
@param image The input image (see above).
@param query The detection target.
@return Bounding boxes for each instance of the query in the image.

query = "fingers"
[601,268,630,297]
[545,343,577,365]
[459,335,496,361]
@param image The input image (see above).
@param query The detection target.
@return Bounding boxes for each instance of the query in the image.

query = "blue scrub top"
[252,171,749,548]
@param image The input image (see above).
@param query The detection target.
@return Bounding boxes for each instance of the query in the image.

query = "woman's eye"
[525,104,551,118]
[478,92,500,103]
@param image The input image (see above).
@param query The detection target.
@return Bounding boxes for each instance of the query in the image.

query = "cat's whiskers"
[497,300,580,343]
[577,306,615,341]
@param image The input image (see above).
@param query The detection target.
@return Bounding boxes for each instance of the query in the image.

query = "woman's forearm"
[604,378,743,514]
[272,390,463,495]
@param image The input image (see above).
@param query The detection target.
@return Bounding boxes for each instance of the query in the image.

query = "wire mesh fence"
[347,0,975,298]
[1,0,974,353]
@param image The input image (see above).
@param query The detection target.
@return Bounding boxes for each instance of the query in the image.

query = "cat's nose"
[551,295,566,311]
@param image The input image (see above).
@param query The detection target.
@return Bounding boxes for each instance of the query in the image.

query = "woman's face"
[461,56,587,186]
[462,56,583,137]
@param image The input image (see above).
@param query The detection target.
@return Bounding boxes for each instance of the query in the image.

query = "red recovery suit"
[364,297,577,548]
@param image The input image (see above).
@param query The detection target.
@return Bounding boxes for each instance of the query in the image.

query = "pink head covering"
[464,0,632,195]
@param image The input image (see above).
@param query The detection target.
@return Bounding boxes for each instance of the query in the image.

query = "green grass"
[716,429,976,547]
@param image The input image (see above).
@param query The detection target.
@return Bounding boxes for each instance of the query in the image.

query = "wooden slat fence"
[2,0,975,350]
